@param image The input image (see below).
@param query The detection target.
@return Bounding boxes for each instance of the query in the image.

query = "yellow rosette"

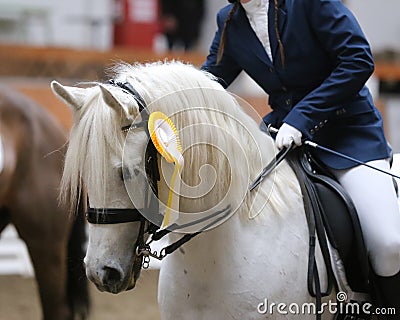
[148,111,183,228]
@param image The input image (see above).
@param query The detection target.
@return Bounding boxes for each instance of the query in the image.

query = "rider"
[202,0,400,317]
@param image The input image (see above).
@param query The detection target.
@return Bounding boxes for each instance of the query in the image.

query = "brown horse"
[0,85,89,320]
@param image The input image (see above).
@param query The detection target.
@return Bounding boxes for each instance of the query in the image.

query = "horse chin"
[93,281,125,294]
[104,257,142,293]
[98,275,135,294]
[126,254,143,291]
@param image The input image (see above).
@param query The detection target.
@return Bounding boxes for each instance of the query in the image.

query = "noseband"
[85,80,232,268]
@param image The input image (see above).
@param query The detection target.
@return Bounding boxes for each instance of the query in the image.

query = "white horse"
[51,61,344,319]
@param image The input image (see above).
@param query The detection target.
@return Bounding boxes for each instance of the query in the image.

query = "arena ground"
[0,270,160,320]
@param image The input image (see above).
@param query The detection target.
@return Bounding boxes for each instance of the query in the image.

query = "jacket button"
[285,99,291,106]
[310,129,315,135]
[269,67,274,72]
[282,86,287,92]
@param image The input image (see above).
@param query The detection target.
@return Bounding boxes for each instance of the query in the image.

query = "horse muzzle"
[84,254,143,294]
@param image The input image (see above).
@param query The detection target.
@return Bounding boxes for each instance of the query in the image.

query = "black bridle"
[85,80,232,268]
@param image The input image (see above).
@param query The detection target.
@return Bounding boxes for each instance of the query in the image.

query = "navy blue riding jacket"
[202,0,391,169]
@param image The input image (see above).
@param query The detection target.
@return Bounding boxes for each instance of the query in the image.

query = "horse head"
[52,79,153,293]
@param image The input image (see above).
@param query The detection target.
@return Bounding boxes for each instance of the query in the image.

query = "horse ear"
[98,85,126,114]
[50,81,86,111]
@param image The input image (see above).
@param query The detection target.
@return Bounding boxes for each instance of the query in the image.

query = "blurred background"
[0,1,399,319]
[0,0,399,147]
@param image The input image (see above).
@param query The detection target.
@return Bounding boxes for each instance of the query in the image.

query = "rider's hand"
[275,123,302,149]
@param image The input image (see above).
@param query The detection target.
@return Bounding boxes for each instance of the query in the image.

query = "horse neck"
[166,205,243,263]
[164,162,306,277]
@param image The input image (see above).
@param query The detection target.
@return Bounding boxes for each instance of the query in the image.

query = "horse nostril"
[102,266,122,285]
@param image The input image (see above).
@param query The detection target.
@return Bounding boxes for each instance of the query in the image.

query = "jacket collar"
[232,1,287,67]
[234,4,272,66]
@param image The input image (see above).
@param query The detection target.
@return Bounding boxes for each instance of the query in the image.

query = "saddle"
[287,148,372,318]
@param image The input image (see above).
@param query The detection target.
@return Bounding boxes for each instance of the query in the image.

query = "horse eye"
[119,167,132,181]
[118,168,124,181]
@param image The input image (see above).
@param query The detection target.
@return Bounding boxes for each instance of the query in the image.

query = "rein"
[85,80,231,269]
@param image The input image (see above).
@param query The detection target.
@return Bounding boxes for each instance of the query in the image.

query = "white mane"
[62,61,301,219]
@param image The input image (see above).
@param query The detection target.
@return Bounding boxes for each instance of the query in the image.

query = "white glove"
[275,123,302,149]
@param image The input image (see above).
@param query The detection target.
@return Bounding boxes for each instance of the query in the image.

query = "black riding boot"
[374,271,400,319]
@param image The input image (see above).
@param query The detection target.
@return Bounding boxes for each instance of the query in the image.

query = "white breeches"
[330,159,400,277]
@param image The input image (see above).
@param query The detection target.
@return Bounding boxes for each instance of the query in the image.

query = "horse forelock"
[62,61,301,217]
[61,86,127,212]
